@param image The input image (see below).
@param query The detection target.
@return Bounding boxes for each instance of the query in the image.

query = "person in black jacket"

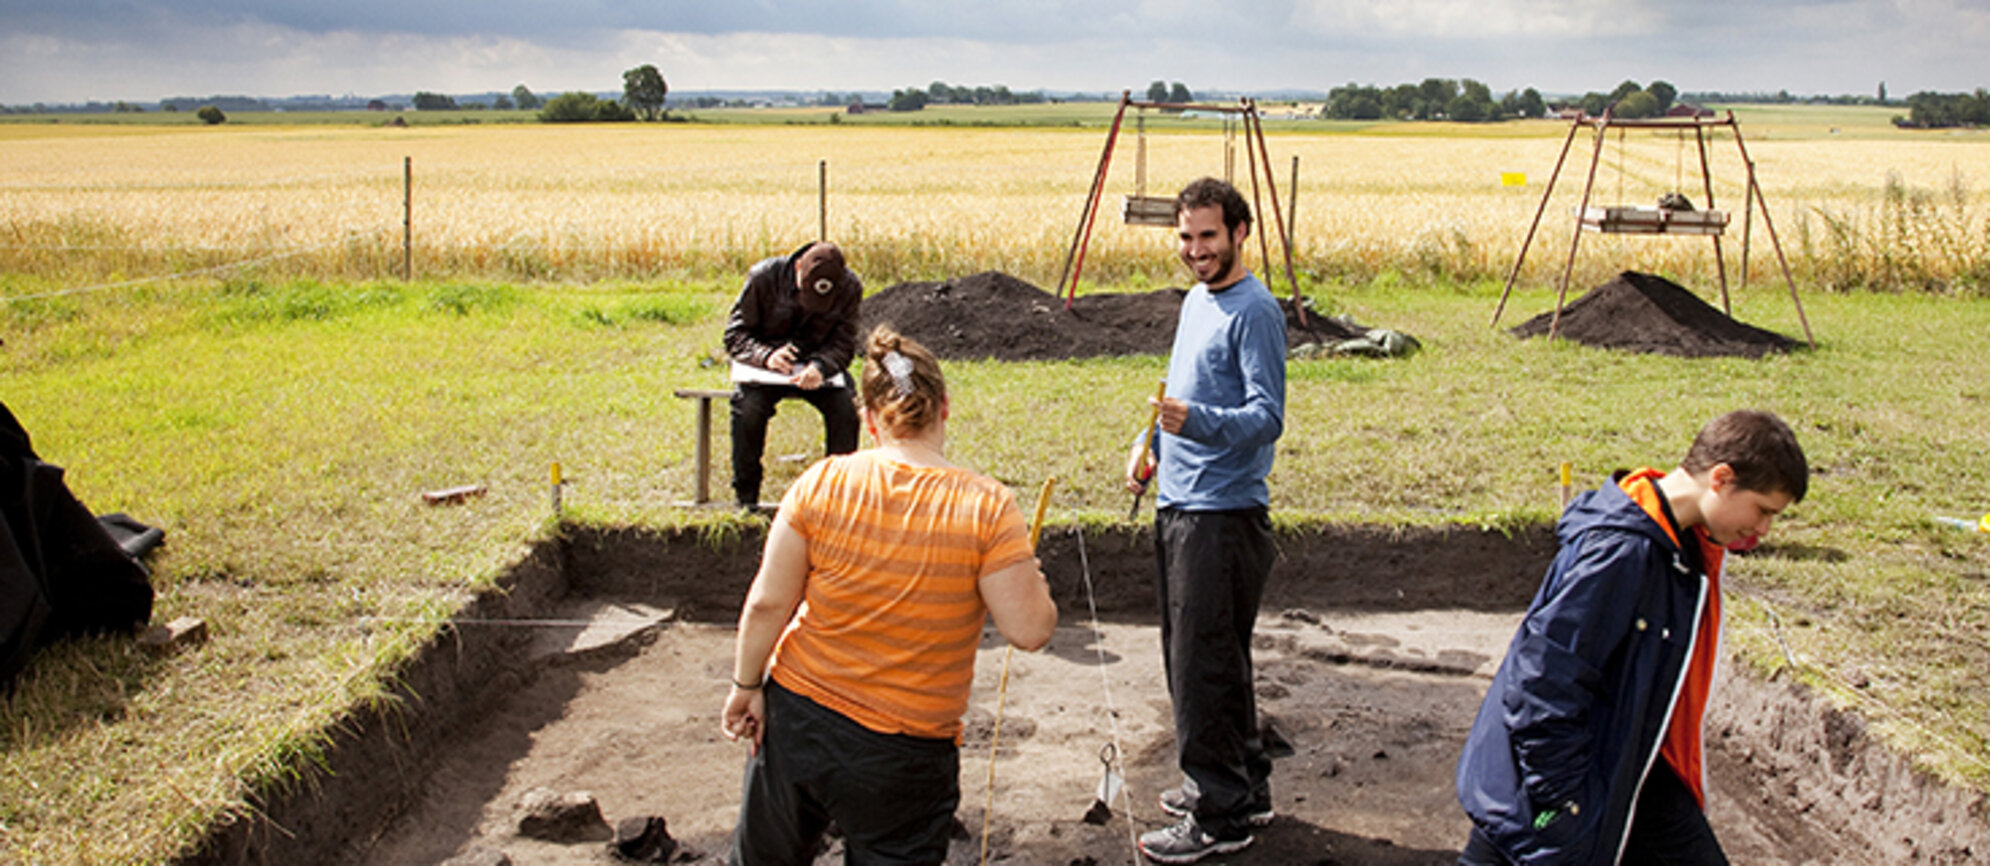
[1,400,154,691]
[721,242,862,512]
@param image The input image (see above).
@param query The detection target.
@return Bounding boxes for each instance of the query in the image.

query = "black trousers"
[729,382,859,506]
[730,681,960,866]
[1154,506,1275,838]
[1457,762,1728,865]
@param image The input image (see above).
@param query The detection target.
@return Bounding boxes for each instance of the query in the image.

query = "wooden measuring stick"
[1128,379,1167,519]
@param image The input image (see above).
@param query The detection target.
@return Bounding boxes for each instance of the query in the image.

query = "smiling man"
[1455,409,1809,866]
[1127,177,1287,864]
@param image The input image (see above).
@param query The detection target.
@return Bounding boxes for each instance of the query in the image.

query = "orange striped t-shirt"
[768,449,1035,742]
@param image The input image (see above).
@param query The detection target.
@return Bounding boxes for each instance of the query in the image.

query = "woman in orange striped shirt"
[721,324,1057,865]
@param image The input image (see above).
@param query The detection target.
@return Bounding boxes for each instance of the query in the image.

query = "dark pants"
[729,382,859,506]
[1154,506,1275,838]
[1457,763,1728,865]
[730,681,961,866]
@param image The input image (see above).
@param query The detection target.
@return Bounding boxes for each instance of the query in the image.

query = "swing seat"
[1122,195,1177,227]
[1580,205,1727,236]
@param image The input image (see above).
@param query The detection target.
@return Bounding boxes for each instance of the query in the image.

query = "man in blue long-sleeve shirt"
[1126,177,1287,864]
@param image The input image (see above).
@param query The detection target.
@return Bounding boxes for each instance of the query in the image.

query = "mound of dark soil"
[1509,271,1798,358]
[858,271,1361,362]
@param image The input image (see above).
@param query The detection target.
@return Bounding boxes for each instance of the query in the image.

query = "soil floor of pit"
[366,607,1846,865]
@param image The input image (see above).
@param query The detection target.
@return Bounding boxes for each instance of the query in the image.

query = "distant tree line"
[1324,78,1691,122]
[885,80,1049,112]
[1324,78,1545,121]
[1680,87,1894,106]
[1896,90,1990,129]
[532,64,670,123]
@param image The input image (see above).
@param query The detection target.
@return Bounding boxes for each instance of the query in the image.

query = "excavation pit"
[184,525,1990,865]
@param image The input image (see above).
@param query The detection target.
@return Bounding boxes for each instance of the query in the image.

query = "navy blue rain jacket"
[1455,479,1710,864]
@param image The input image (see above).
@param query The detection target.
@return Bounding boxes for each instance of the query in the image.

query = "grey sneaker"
[1157,780,1274,827]
[1138,815,1252,864]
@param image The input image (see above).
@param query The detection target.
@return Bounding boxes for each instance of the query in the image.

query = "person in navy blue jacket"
[1456,410,1808,865]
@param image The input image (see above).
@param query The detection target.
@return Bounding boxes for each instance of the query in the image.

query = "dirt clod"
[517,789,610,843]
[611,815,677,863]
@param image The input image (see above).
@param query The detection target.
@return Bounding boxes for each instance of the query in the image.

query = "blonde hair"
[860,324,945,438]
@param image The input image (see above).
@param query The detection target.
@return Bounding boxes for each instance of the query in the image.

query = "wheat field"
[2,113,1986,295]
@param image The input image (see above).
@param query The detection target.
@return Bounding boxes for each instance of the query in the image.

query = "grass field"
[2,106,1988,862]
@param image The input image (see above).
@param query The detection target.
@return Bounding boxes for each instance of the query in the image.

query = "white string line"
[1730,601,1990,776]
[356,615,669,629]
[1074,526,1142,860]
[4,225,395,302]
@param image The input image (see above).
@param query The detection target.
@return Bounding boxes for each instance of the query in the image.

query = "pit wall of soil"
[177,523,1990,864]
[563,522,1561,623]
[1708,666,1990,863]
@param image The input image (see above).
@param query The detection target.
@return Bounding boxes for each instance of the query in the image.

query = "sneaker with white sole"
[1139,815,1252,864]
[1158,780,1275,827]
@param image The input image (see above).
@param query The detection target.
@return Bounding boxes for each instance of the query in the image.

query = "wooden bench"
[673,388,734,506]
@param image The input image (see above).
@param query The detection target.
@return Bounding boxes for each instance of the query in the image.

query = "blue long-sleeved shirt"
[1153,272,1286,511]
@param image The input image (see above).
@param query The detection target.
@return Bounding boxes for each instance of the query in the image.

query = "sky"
[3,0,1986,105]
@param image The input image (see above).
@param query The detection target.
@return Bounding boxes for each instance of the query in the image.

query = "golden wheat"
[1,121,1984,293]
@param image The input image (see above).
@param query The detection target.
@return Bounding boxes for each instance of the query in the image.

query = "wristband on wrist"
[732,677,764,690]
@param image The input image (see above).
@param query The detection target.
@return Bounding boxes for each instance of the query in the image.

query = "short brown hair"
[1175,177,1252,233]
[859,324,946,438]
[1681,410,1809,502]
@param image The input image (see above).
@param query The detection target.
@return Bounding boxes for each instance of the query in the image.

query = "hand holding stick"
[1127,379,1167,519]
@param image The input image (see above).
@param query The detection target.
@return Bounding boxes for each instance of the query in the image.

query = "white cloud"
[0,0,1984,103]
[1291,0,1655,39]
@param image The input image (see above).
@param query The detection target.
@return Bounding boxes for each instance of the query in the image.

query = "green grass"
[2,276,1988,861]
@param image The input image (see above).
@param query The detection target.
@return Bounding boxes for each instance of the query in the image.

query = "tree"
[511,84,542,110]
[623,64,668,121]
[412,91,458,111]
[1418,78,1459,109]
[1147,80,1169,102]
[1877,81,1887,104]
[196,105,226,125]
[537,91,635,122]
[492,94,514,110]
[1169,82,1192,103]
[1647,80,1677,113]
[1386,83,1420,118]
[1516,87,1545,118]
[1446,94,1487,122]
[1608,80,1643,104]
[886,88,927,111]
[1614,90,1660,118]
[1327,83,1384,120]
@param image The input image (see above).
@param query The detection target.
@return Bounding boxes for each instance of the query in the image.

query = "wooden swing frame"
[1055,91,1306,323]
[1492,109,1814,346]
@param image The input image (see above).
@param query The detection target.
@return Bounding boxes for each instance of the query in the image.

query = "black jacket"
[1,402,154,691]
[723,243,862,382]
